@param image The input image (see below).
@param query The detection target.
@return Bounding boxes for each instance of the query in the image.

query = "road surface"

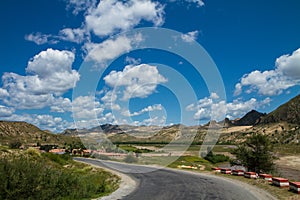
[75,158,276,200]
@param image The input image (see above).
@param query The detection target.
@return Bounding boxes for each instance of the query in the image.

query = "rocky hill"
[0,121,79,147]
[233,110,266,126]
[260,94,300,125]
[90,124,124,134]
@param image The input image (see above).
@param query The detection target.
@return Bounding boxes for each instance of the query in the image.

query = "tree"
[231,133,276,173]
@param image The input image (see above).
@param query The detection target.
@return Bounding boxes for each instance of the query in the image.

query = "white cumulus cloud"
[72,96,104,120]
[235,48,300,96]
[1,49,79,109]
[84,35,141,65]
[0,105,15,117]
[276,48,300,79]
[85,0,164,37]
[104,64,167,100]
[122,104,163,117]
[186,94,271,121]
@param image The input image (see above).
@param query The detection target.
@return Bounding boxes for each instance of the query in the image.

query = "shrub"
[123,154,138,163]
[0,152,119,200]
[8,141,22,149]
[25,147,41,157]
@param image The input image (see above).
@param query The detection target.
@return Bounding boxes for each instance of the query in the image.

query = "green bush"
[204,153,229,164]
[8,141,22,149]
[0,152,119,200]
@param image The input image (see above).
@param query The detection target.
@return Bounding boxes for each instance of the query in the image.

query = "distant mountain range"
[1,94,300,146]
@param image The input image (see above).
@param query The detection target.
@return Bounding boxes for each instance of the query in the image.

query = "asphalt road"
[75,158,274,200]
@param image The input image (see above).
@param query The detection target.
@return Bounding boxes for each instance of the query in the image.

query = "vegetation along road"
[75,158,276,200]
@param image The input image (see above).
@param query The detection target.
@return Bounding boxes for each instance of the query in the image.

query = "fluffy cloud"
[100,91,120,110]
[72,96,104,120]
[104,64,167,100]
[85,0,164,37]
[122,104,163,117]
[59,28,87,43]
[26,29,88,45]
[49,95,123,129]
[51,95,108,129]
[25,32,58,45]
[28,0,164,44]
[84,35,141,65]
[0,88,9,98]
[65,0,97,15]
[186,94,271,121]
[235,48,300,96]
[141,115,166,126]
[276,48,300,79]
[0,105,15,117]
[1,49,79,109]
[181,30,199,43]
[50,97,72,113]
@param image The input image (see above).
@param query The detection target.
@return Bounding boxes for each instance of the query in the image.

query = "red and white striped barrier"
[232,170,244,176]
[221,168,231,174]
[289,182,300,194]
[211,167,221,173]
[259,174,272,182]
[244,172,257,179]
[272,177,289,188]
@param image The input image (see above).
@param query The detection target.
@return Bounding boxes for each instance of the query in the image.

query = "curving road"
[75,158,276,200]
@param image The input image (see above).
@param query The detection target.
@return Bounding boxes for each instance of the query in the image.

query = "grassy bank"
[0,149,119,200]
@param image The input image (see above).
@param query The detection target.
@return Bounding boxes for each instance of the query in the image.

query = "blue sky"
[0,0,300,132]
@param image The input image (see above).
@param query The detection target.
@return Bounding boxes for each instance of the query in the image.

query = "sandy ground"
[275,155,300,181]
[222,126,253,133]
